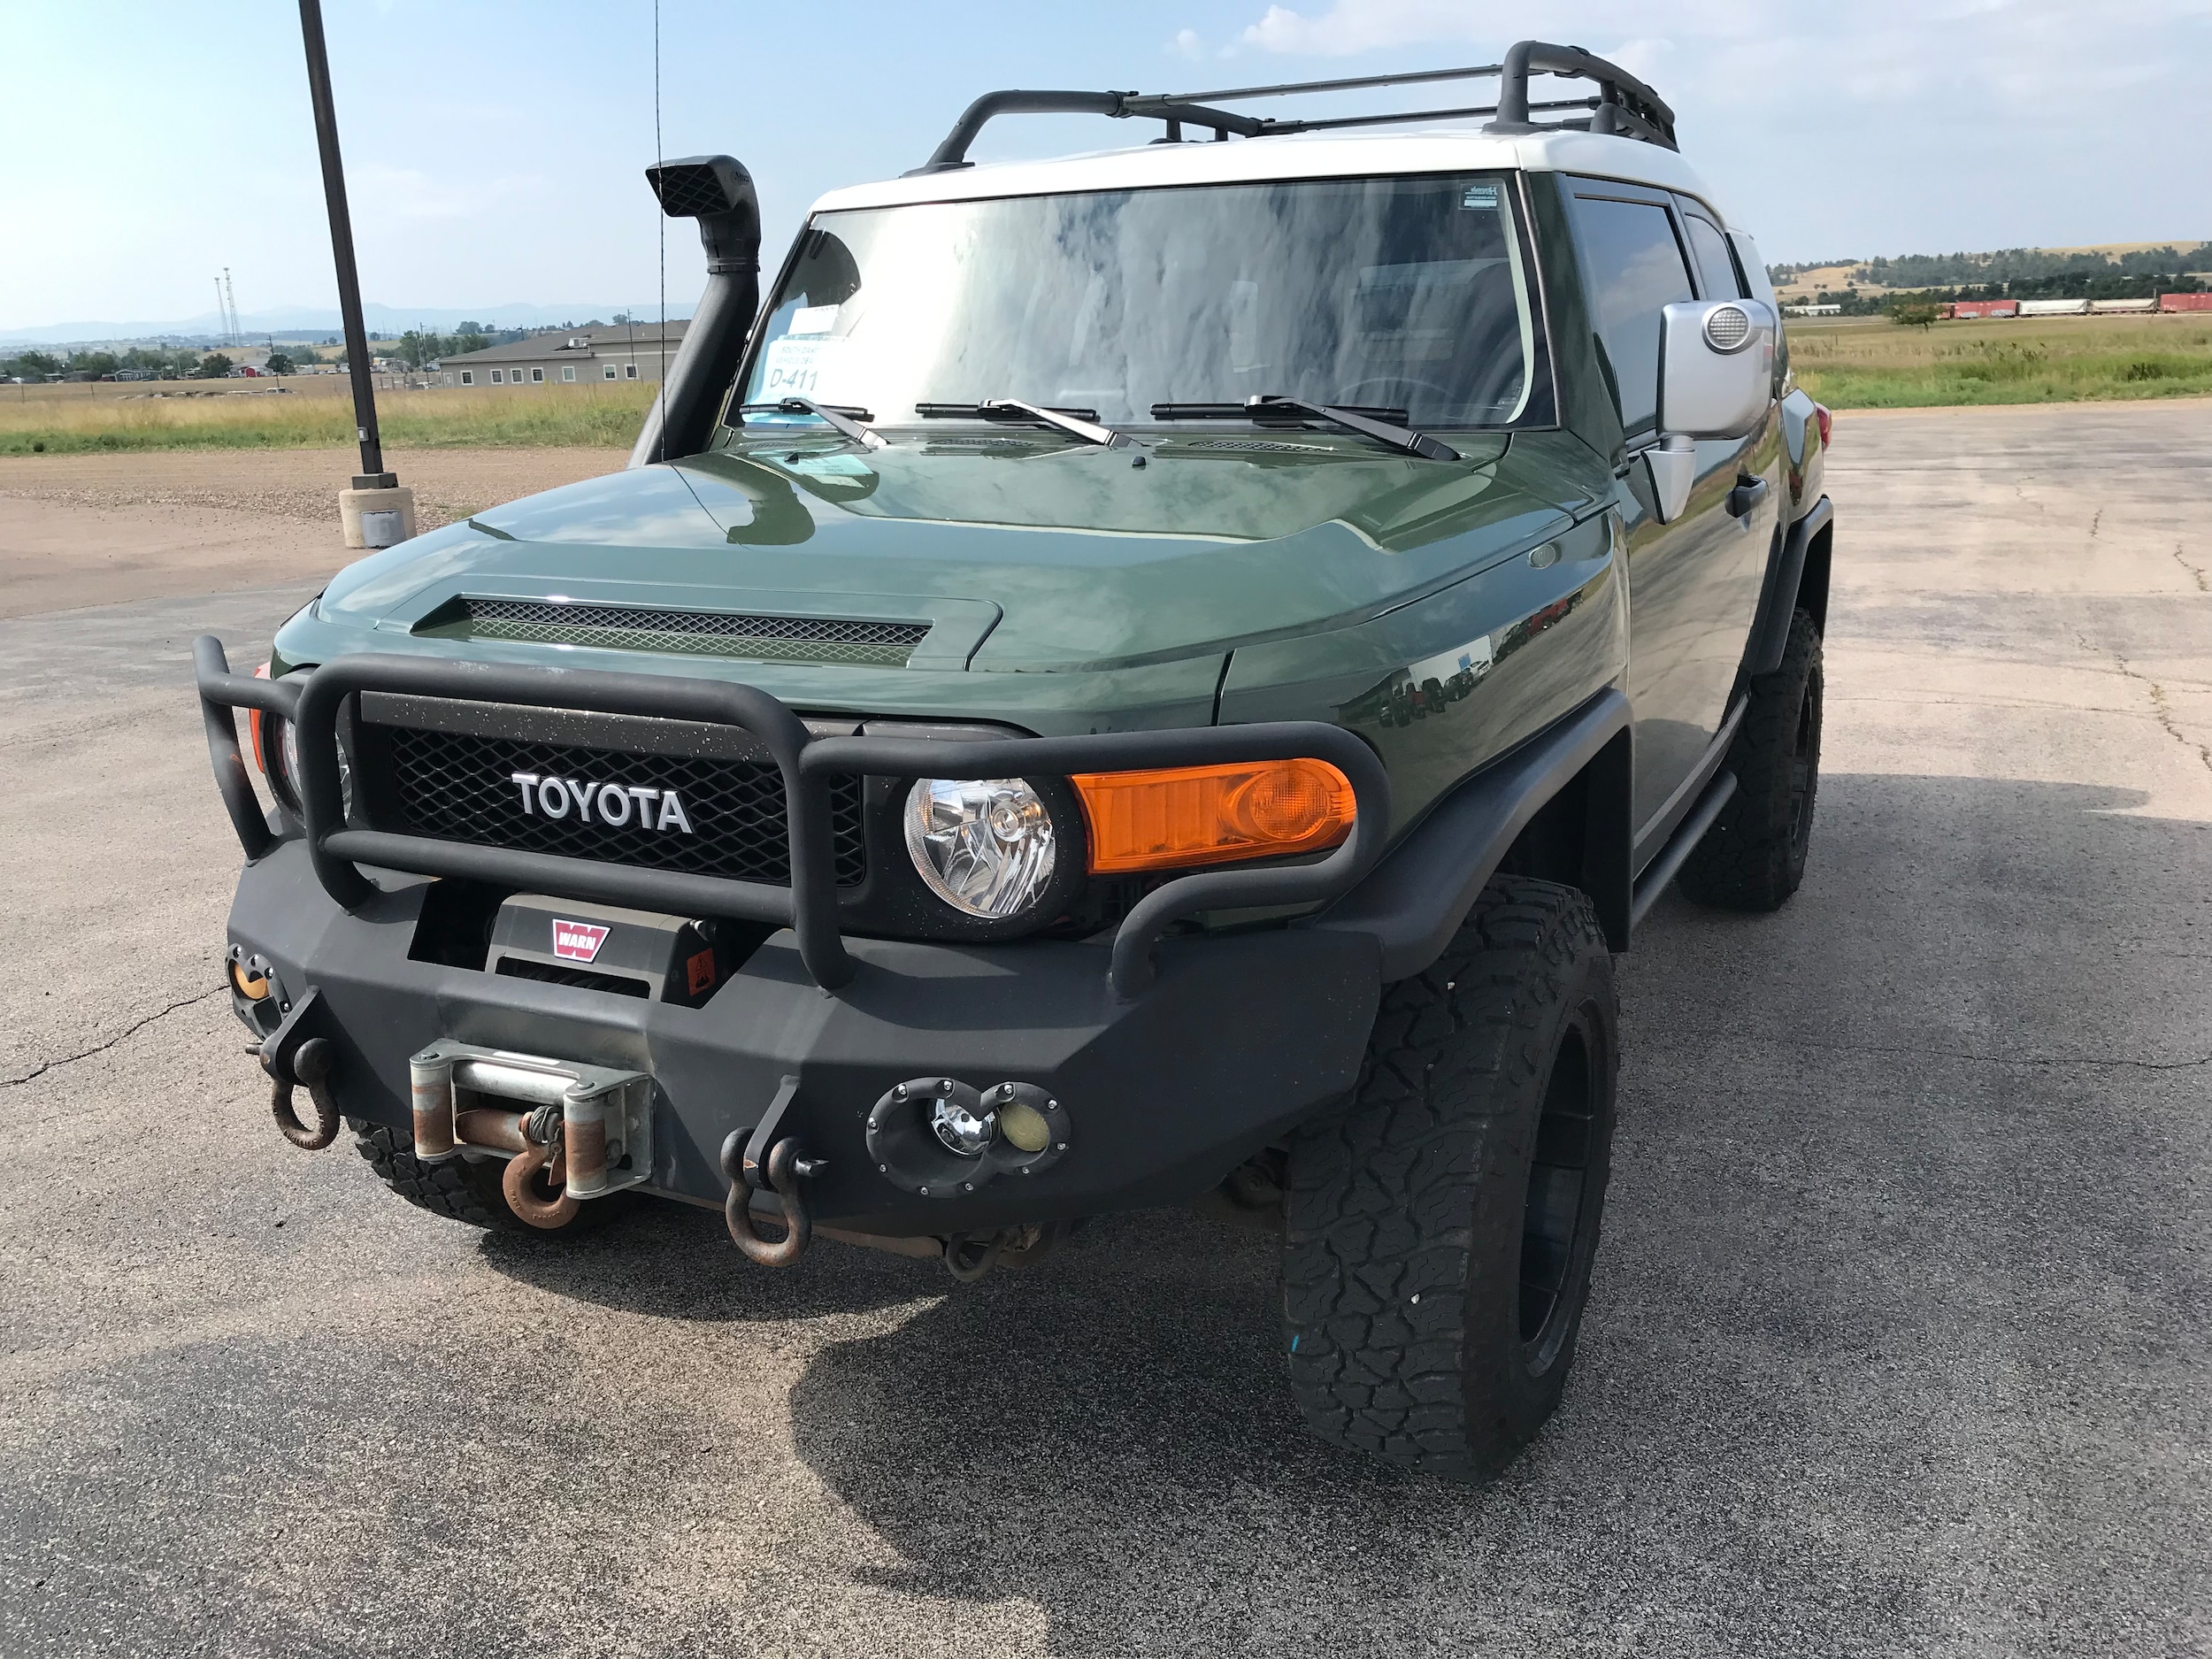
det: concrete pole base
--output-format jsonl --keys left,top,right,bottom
{"left": 339, "top": 485, "right": 418, "bottom": 549}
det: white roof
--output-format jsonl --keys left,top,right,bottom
{"left": 812, "top": 127, "right": 1730, "bottom": 227}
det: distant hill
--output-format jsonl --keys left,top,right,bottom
{"left": 1773, "top": 241, "right": 2211, "bottom": 296}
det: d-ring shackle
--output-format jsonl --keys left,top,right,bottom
{"left": 503, "top": 1104, "right": 580, "bottom": 1230}
{"left": 266, "top": 1035, "right": 341, "bottom": 1150}
{"left": 722, "top": 1135, "right": 812, "bottom": 1267}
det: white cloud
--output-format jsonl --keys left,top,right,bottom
{"left": 1170, "top": 0, "right": 2212, "bottom": 259}
{"left": 1238, "top": 0, "right": 1489, "bottom": 56}
{"left": 1168, "top": 27, "right": 1207, "bottom": 59}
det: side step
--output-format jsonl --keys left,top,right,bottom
{"left": 1629, "top": 770, "right": 1737, "bottom": 929}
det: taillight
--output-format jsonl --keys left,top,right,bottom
{"left": 249, "top": 662, "right": 272, "bottom": 776}
{"left": 1813, "top": 403, "right": 1832, "bottom": 448}
{"left": 1071, "top": 758, "right": 1356, "bottom": 874}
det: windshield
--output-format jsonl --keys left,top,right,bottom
{"left": 733, "top": 173, "right": 1548, "bottom": 434}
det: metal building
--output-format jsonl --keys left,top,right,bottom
{"left": 435, "top": 320, "right": 688, "bottom": 388}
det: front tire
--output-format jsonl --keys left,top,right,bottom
{"left": 1679, "top": 606, "right": 1824, "bottom": 910}
{"left": 1282, "top": 876, "right": 1620, "bottom": 1482}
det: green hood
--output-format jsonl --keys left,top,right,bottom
{"left": 319, "top": 431, "right": 1597, "bottom": 672}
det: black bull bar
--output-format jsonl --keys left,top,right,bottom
{"left": 192, "top": 636, "right": 1392, "bottom": 999}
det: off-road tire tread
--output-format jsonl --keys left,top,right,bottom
{"left": 349, "top": 1118, "right": 530, "bottom": 1233}
{"left": 1283, "top": 875, "right": 1613, "bottom": 1482}
{"left": 1678, "top": 606, "right": 1823, "bottom": 911}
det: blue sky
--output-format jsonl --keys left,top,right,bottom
{"left": 5, "top": 0, "right": 2208, "bottom": 333}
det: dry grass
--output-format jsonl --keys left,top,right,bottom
{"left": 0, "top": 380, "right": 657, "bottom": 456}
{"left": 1790, "top": 313, "right": 2212, "bottom": 408}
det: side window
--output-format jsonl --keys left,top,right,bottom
{"left": 1680, "top": 209, "right": 1748, "bottom": 299}
{"left": 1729, "top": 230, "right": 1789, "bottom": 382}
{"left": 1565, "top": 189, "right": 1695, "bottom": 441}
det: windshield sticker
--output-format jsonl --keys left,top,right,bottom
{"left": 787, "top": 453, "right": 874, "bottom": 478}
{"left": 1461, "top": 184, "right": 1500, "bottom": 211}
{"left": 787, "top": 304, "right": 841, "bottom": 336}
{"left": 759, "top": 335, "right": 843, "bottom": 400}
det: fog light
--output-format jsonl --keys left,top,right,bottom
{"left": 997, "top": 1098, "right": 1050, "bottom": 1153}
{"left": 905, "top": 777, "right": 1056, "bottom": 919}
{"left": 930, "top": 1094, "right": 996, "bottom": 1156}
{"left": 230, "top": 959, "right": 272, "bottom": 1001}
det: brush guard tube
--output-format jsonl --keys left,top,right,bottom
{"left": 191, "top": 640, "right": 1392, "bottom": 1002}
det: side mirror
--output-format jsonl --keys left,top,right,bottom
{"left": 1643, "top": 300, "right": 1778, "bottom": 523}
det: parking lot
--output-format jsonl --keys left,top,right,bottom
{"left": 1, "top": 403, "right": 2206, "bottom": 1657}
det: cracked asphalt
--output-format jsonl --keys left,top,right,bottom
{"left": 2, "top": 407, "right": 2207, "bottom": 1657}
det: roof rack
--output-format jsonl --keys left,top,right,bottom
{"left": 908, "top": 40, "right": 1677, "bottom": 176}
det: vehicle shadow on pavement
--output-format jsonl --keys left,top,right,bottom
{"left": 454, "top": 776, "right": 2208, "bottom": 1656}
{"left": 477, "top": 1197, "right": 948, "bottom": 1324}
{"left": 765, "top": 775, "right": 2212, "bottom": 1655}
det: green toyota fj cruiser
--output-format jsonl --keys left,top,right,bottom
{"left": 196, "top": 42, "right": 1834, "bottom": 1481}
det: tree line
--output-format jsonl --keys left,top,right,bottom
{"left": 1771, "top": 242, "right": 2212, "bottom": 290}
{"left": 0, "top": 344, "right": 315, "bottom": 380}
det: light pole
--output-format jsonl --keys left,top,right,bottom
{"left": 297, "top": 0, "right": 415, "bottom": 547}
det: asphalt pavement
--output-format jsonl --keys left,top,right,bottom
{"left": 0, "top": 405, "right": 2206, "bottom": 1657}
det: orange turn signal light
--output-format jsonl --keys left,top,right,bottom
{"left": 248, "top": 661, "right": 273, "bottom": 778}
{"left": 230, "top": 960, "right": 272, "bottom": 1001}
{"left": 1071, "top": 758, "right": 1356, "bottom": 874}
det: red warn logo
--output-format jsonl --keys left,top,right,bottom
{"left": 551, "top": 919, "right": 611, "bottom": 963}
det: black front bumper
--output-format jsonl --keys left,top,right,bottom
{"left": 227, "top": 838, "right": 1379, "bottom": 1234}
{"left": 196, "top": 638, "right": 1393, "bottom": 1236}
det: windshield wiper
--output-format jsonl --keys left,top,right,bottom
{"left": 738, "top": 396, "right": 886, "bottom": 449}
{"left": 1150, "top": 395, "right": 1459, "bottom": 462}
{"left": 917, "top": 398, "right": 1125, "bottom": 448}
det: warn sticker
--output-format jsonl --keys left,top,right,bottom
{"left": 551, "top": 919, "right": 611, "bottom": 963}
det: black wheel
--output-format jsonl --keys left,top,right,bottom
{"left": 349, "top": 1119, "right": 614, "bottom": 1235}
{"left": 1282, "top": 876, "right": 1619, "bottom": 1482}
{"left": 1679, "top": 607, "right": 1823, "bottom": 910}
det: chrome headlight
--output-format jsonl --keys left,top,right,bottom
{"left": 271, "top": 709, "right": 352, "bottom": 821}
{"left": 903, "top": 777, "right": 1057, "bottom": 919}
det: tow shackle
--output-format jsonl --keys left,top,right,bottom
{"left": 503, "top": 1102, "right": 581, "bottom": 1231}
{"left": 718, "top": 1075, "right": 824, "bottom": 1267}
{"left": 264, "top": 1034, "right": 341, "bottom": 1150}
{"left": 721, "top": 1134, "right": 818, "bottom": 1267}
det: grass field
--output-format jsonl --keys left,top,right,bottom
{"left": 1790, "top": 314, "right": 2212, "bottom": 409}
{"left": 0, "top": 380, "right": 656, "bottom": 457}
{"left": 5, "top": 314, "right": 2209, "bottom": 452}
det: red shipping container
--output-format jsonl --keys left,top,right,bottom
{"left": 2159, "top": 292, "right": 2212, "bottom": 311}
{"left": 1953, "top": 300, "right": 2019, "bottom": 319}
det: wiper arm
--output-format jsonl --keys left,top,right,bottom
{"left": 917, "top": 398, "right": 1125, "bottom": 448}
{"left": 1149, "top": 395, "right": 1459, "bottom": 462}
{"left": 738, "top": 396, "right": 886, "bottom": 449}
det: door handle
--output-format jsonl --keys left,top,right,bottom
{"left": 1726, "top": 475, "right": 1770, "bottom": 519}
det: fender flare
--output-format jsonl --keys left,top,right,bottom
{"left": 1310, "top": 688, "right": 1633, "bottom": 978}
{"left": 1745, "top": 495, "right": 1833, "bottom": 677}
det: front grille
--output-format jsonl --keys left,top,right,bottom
{"left": 419, "top": 597, "right": 930, "bottom": 666}
{"left": 383, "top": 726, "right": 867, "bottom": 886}
{"left": 495, "top": 958, "right": 649, "bottom": 997}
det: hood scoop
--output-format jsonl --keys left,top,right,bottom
{"left": 413, "top": 595, "right": 932, "bottom": 667}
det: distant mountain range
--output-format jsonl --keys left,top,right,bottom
{"left": 0, "top": 301, "right": 699, "bottom": 349}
